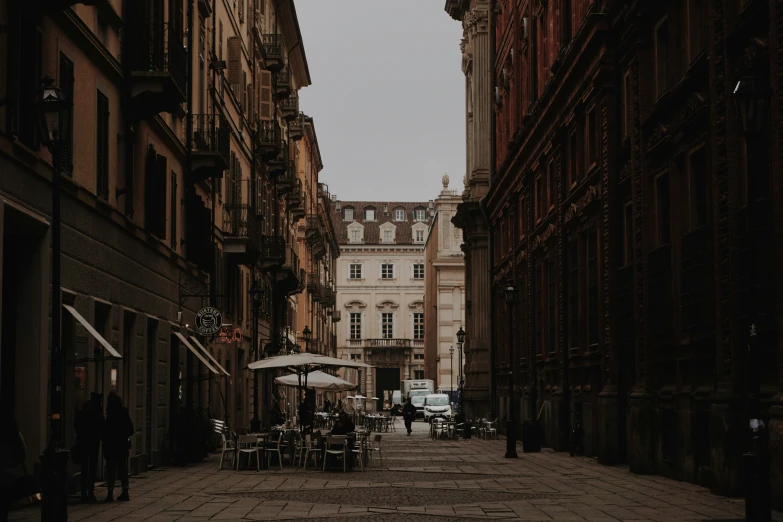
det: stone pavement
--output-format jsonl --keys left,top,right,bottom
{"left": 10, "top": 420, "right": 783, "bottom": 521}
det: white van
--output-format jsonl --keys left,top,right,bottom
{"left": 423, "top": 393, "right": 452, "bottom": 423}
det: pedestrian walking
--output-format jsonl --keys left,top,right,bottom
{"left": 102, "top": 392, "right": 133, "bottom": 502}
{"left": 402, "top": 398, "right": 416, "bottom": 436}
{"left": 74, "top": 392, "right": 104, "bottom": 502}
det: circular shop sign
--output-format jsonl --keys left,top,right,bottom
{"left": 195, "top": 307, "right": 223, "bottom": 336}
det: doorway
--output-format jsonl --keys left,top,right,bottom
{"left": 375, "top": 368, "right": 400, "bottom": 412}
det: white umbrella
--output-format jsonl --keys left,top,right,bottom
{"left": 246, "top": 353, "right": 371, "bottom": 391}
{"left": 275, "top": 371, "right": 356, "bottom": 392}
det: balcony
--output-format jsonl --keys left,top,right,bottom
{"left": 288, "top": 116, "right": 304, "bottom": 141}
{"left": 305, "top": 215, "right": 327, "bottom": 259}
{"left": 277, "top": 160, "right": 296, "bottom": 196}
{"left": 307, "top": 273, "right": 322, "bottom": 301}
{"left": 188, "top": 114, "right": 230, "bottom": 183}
{"left": 331, "top": 310, "right": 342, "bottom": 323}
{"left": 125, "top": 22, "right": 186, "bottom": 117}
{"left": 256, "top": 120, "right": 282, "bottom": 160}
{"left": 321, "top": 287, "right": 335, "bottom": 308}
{"left": 267, "top": 147, "right": 289, "bottom": 177}
{"left": 273, "top": 65, "right": 292, "bottom": 98}
{"left": 355, "top": 339, "right": 422, "bottom": 348}
{"left": 280, "top": 92, "right": 299, "bottom": 122}
{"left": 261, "top": 34, "right": 284, "bottom": 72}
{"left": 277, "top": 246, "right": 303, "bottom": 295}
{"left": 223, "top": 204, "right": 262, "bottom": 266}
{"left": 289, "top": 183, "right": 306, "bottom": 221}
{"left": 258, "top": 235, "right": 286, "bottom": 269}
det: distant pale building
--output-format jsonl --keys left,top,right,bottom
{"left": 423, "top": 176, "right": 465, "bottom": 396}
{"left": 333, "top": 200, "right": 431, "bottom": 409}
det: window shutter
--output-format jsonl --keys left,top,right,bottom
{"left": 170, "top": 171, "right": 177, "bottom": 249}
{"left": 227, "top": 36, "right": 242, "bottom": 88}
{"left": 96, "top": 91, "right": 110, "bottom": 199}
{"left": 258, "top": 70, "right": 272, "bottom": 120}
{"left": 59, "top": 54, "right": 75, "bottom": 172}
{"left": 242, "top": 70, "right": 247, "bottom": 111}
{"left": 256, "top": 176, "right": 263, "bottom": 215}
{"left": 247, "top": 83, "right": 254, "bottom": 122}
{"left": 155, "top": 154, "right": 168, "bottom": 239}
{"left": 239, "top": 0, "right": 244, "bottom": 23}
{"left": 144, "top": 146, "right": 157, "bottom": 233}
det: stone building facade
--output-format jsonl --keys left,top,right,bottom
{"left": 484, "top": 0, "right": 783, "bottom": 505}
{"left": 423, "top": 176, "right": 466, "bottom": 396}
{"left": 333, "top": 201, "right": 431, "bottom": 409}
{"left": 445, "top": 0, "right": 494, "bottom": 419}
{"left": 0, "top": 0, "right": 325, "bottom": 479}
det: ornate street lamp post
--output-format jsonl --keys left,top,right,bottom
{"left": 449, "top": 346, "right": 455, "bottom": 401}
{"left": 302, "top": 325, "right": 311, "bottom": 353}
{"left": 249, "top": 281, "right": 264, "bottom": 433}
{"left": 456, "top": 326, "right": 465, "bottom": 413}
{"left": 733, "top": 73, "right": 771, "bottom": 522}
{"left": 34, "top": 76, "right": 72, "bottom": 522}
{"left": 504, "top": 285, "right": 518, "bottom": 458}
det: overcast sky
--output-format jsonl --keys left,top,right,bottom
{"left": 295, "top": 0, "right": 465, "bottom": 202}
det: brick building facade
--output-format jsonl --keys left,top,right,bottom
{"left": 486, "top": 0, "right": 783, "bottom": 504}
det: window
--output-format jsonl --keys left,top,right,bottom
{"left": 414, "top": 369, "right": 424, "bottom": 379}
{"left": 688, "top": 0, "right": 706, "bottom": 62}
{"left": 350, "top": 313, "right": 362, "bottom": 340}
{"left": 413, "top": 313, "right": 424, "bottom": 340}
{"left": 587, "top": 108, "right": 597, "bottom": 167}
{"left": 395, "top": 209, "right": 405, "bottom": 221}
{"left": 413, "top": 263, "right": 424, "bottom": 280}
{"left": 655, "top": 18, "right": 670, "bottom": 98}
{"left": 547, "top": 257, "right": 556, "bottom": 354}
{"left": 58, "top": 53, "right": 75, "bottom": 172}
{"left": 535, "top": 264, "right": 543, "bottom": 356}
{"left": 351, "top": 229, "right": 361, "bottom": 243}
{"left": 623, "top": 202, "right": 634, "bottom": 266}
{"left": 350, "top": 353, "right": 362, "bottom": 360}
{"left": 349, "top": 264, "right": 362, "bottom": 279}
{"left": 688, "top": 147, "right": 707, "bottom": 230}
{"left": 587, "top": 226, "right": 599, "bottom": 346}
{"left": 416, "top": 229, "right": 425, "bottom": 242}
{"left": 413, "top": 353, "right": 424, "bottom": 360}
{"left": 365, "top": 208, "right": 375, "bottom": 221}
{"left": 170, "top": 171, "right": 177, "bottom": 249}
{"left": 414, "top": 208, "right": 426, "bottom": 221}
{"left": 382, "top": 313, "right": 394, "bottom": 339}
{"left": 654, "top": 171, "right": 671, "bottom": 246}
{"left": 568, "top": 131, "right": 578, "bottom": 186}
{"left": 568, "top": 239, "right": 580, "bottom": 349}
{"left": 344, "top": 207, "right": 354, "bottom": 221}
{"left": 622, "top": 71, "right": 632, "bottom": 139}
{"left": 535, "top": 175, "right": 543, "bottom": 220}
{"left": 548, "top": 159, "right": 556, "bottom": 208}
{"left": 383, "top": 229, "right": 392, "bottom": 243}
{"left": 96, "top": 90, "right": 109, "bottom": 200}
{"left": 381, "top": 263, "right": 394, "bottom": 279}
{"left": 518, "top": 196, "right": 526, "bottom": 238}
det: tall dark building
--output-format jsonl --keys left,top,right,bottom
{"left": 486, "top": 0, "right": 782, "bottom": 505}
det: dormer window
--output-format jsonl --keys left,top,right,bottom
{"left": 344, "top": 207, "right": 354, "bottom": 221}
{"left": 395, "top": 209, "right": 406, "bottom": 222}
{"left": 416, "top": 229, "right": 425, "bottom": 242}
{"left": 414, "top": 208, "right": 426, "bottom": 222}
{"left": 365, "top": 208, "right": 376, "bottom": 221}
{"left": 383, "top": 230, "right": 392, "bottom": 243}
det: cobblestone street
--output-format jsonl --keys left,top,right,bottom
{"left": 9, "top": 421, "right": 783, "bottom": 521}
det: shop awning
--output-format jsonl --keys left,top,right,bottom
{"left": 189, "top": 336, "right": 230, "bottom": 377}
{"left": 64, "top": 304, "right": 122, "bottom": 359}
{"left": 173, "top": 332, "right": 218, "bottom": 374}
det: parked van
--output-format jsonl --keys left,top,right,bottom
{"left": 423, "top": 393, "right": 452, "bottom": 423}
{"left": 391, "top": 390, "right": 402, "bottom": 407}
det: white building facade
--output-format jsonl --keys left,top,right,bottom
{"left": 333, "top": 201, "right": 431, "bottom": 409}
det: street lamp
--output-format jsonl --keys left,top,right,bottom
{"left": 449, "top": 346, "right": 455, "bottom": 401}
{"left": 504, "top": 285, "right": 518, "bottom": 458}
{"left": 34, "top": 76, "right": 72, "bottom": 522}
{"left": 302, "top": 325, "right": 311, "bottom": 353}
{"left": 456, "top": 326, "right": 465, "bottom": 413}
{"left": 733, "top": 72, "right": 771, "bottom": 522}
{"left": 249, "top": 281, "right": 264, "bottom": 433}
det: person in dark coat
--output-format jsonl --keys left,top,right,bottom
{"left": 402, "top": 398, "right": 416, "bottom": 436}
{"left": 330, "top": 411, "right": 355, "bottom": 435}
{"left": 298, "top": 399, "right": 312, "bottom": 434}
{"left": 102, "top": 392, "right": 133, "bottom": 502}
{"left": 74, "top": 392, "right": 104, "bottom": 502}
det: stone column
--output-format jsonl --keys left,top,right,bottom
{"left": 464, "top": 5, "right": 490, "bottom": 195}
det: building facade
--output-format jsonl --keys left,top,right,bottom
{"left": 334, "top": 201, "right": 431, "bottom": 409}
{"left": 485, "top": 0, "right": 783, "bottom": 505}
{"left": 423, "top": 176, "right": 466, "bottom": 397}
{"left": 445, "top": 0, "right": 494, "bottom": 419}
{"left": 0, "top": 0, "right": 325, "bottom": 479}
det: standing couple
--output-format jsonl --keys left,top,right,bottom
{"left": 74, "top": 391, "right": 134, "bottom": 502}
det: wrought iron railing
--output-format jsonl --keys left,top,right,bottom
{"left": 256, "top": 119, "right": 281, "bottom": 148}
{"left": 261, "top": 34, "right": 283, "bottom": 61}
{"left": 190, "top": 114, "right": 230, "bottom": 160}
{"left": 223, "top": 204, "right": 262, "bottom": 248}
{"left": 259, "top": 235, "right": 286, "bottom": 263}
{"left": 273, "top": 64, "right": 291, "bottom": 92}
{"left": 125, "top": 22, "right": 187, "bottom": 94}
{"left": 280, "top": 92, "right": 299, "bottom": 119}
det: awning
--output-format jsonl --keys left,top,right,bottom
{"left": 64, "top": 304, "right": 122, "bottom": 359}
{"left": 173, "top": 332, "right": 218, "bottom": 374}
{"left": 189, "top": 336, "right": 230, "bottom": 377}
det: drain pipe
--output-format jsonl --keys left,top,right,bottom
{"left": 479, "top": 0, "right": 497, "bottom": 421}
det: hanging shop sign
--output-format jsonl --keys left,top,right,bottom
{"left": 216, "top": 327, "right": 244, "bottom": 343}
{"left": 194, "top": 307, "right": 222, "bottom": 336}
